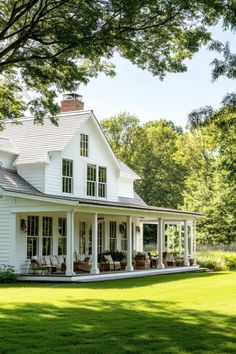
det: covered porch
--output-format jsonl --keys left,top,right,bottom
{"left": 12, "top": 198, "right": 200, "bottom": 280}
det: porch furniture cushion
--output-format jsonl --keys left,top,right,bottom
{"left": 50, "top": 255, "right": 60, "bottom": 266}
{"left": 56, "top": 255, "right": 65, "bottom": 266}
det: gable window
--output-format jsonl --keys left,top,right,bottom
{"left": 98, "top": 167, "right": 107, "bottom": 198}
{"left": 87, "top": 165, "right": 107, "bottom": 198}
{"left": 58, "top": 218, "right": 67, "bottom": 255}
{"left": 42, "top": 217, "right": 53, "bottom": 256}
{"left": 62, "top": 159, "right": 73, "bottom": 193}
{"left": 80, "top": 133, "right": 88, "bottom": 157}
{"left": 27, "top": 216, "right": 39, "bottom": 259}
{"left": 87, "top": 164, "right": 96, "bottom": 196}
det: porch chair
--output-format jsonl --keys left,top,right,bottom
{"left": 134, "top": 252, "right": 150, "bottom": 269}
{"left": 76, "top": 256, "right": 92, "bottom": 273}
{"left": 103, "top": 255, "right": 121, "bottom": 271}
{"left": 163, "top": 252, "right": 176, "bottom": 267}
{"left": 29, "top": 256, "right": 48, "bottom": 275}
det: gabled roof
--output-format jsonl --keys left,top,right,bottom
{"left": 0, "top": 110, "right": 141, "bottom": 180}
{"left": 0, "top": 168, "right": 201, "bottom": 216}
{"left": 0, "top": 111, "right": 90, "bottom": 165}
{"left": 0, "top": 168, "right": 42, "bottom": 196}
{"left": 118, "top": 160, "right": 141, "bottom": 180}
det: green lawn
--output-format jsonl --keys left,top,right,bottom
{"left": 0, "top": 272, "right": 236, "bottom": 354}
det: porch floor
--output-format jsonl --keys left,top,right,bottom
{"left": 18, "top": 265, "right": 207, "bottom": 283}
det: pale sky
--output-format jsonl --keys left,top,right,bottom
{"left": 79, "top": 26, "right": 235, "bottom": 128}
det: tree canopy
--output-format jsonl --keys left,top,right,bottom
{"left": 0, "top": 0, "right": 234, "bottom": 127}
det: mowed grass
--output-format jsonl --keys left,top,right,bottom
{"left": 0, "top": 272, "right": 236, "bottom": 354}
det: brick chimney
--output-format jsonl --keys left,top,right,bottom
{"left": 60, "top": 93, "right": 84, "bottom": 112}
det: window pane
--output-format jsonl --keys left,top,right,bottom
{"left": 42, "top": 238, "right": 52, "bottom": 256}
{"left": 27, "top": 216, "right": 39, "bottom": 236}
{"left": 27, "top": 237, "right": 38, "bottom": 259}
{"left": 99, "top": 167, "right": 106, "bottom": 183}
{"left": 43, "top": 217, "right": 53, "bottom": 236}
{"left": 58, "top": 218, "right": 67, "bottom": 236}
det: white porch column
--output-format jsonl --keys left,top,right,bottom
{"left": 66, "top": 210, "right": 75, "bottom": 276}
{"left": 125, "top": 215, "right": 134, "bottom": 272}
{"left": 166, "top": 223, "right": 170, "bottom": 252}
{"left": 90, "top": 213, "right": 100, "bottom": 274}
{"left": 193, "top": 221, "right": 197, "bottom": 266}
{"left": 157, "top": 218, "right": 164, "bottom": 269}
{"left": 190, "top": 222, "right": 194, "bottom": 257}
{"left": 139, "top": 221, "right": 144, "bottom": 252}
{"left": 184, "top": 220, "right": 190, "bottom": 266}
{"left": 10, "top": 212, "right": 18, "bottom": 271}
{"left": 178, "top": 223, "right": 182, "bottom": 257}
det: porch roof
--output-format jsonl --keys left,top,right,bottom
{"left": 0, "top": 168, "right": 201, "bottom": 217}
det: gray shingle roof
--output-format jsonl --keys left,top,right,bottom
{"left": 0, "top": 168, "right": 201, "bottom": 216}
{"left": 0, "top": 168, "right": 43, "bottom": 196}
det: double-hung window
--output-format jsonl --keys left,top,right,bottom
{"left": 27, "top": 216, "right": 39, "bottom": 259}
{"left": 87, "top": 164, "right": 96, "bottom": 196}
{"left": 80, "top": 133, "right": 88, "bottom": 157}
{"left": 62, "top": 159, "right": 73, "bottom": 193}
{"left": 42, "top": 216, "right": 53, "bottom": 256}
{"left": 87, "top": 165, "right": 107, "bottom": 198}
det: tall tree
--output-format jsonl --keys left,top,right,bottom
{"left": 0, "top": 0, "right": 229, "bottom": 127}
{"left": 101, "top": 114, "right": 185, "bottom": 208}
{"left": 137, "top": 120, "right": 185, "bottom": 208}
{"left": 181, "top": 104, "right": 236, "bottom": 245}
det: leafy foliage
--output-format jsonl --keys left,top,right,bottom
{"left": 0, "top": 0, "right": 231, "bottom": 127}
{"left": 0, "top": 264, "right": 18, "bottom": 283}
{"left": 197, "top": 251, "right": 236, "bottom": 271}
{"left": 101, "top": 113, "right": 185, "bottom": 208}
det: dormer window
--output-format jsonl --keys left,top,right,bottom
{"left": 62, "top": 159, "right": 73, "bottom": 193}
{"left": 80, "top": 133, "right": 88, "bottom": 157}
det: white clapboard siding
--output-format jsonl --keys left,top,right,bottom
{"left": 0, "top": 151, "right": 16, "bottom": 168}
{"left": 17, "top": 164, "right": 45, "bottom": 192}
{"left": 0, "top": 196, "right": 14, "bottom": 266}
{"left": 118, "top": 177, "right": 134, "bottom": 198}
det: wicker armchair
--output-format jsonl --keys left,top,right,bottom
{"left": 163, "top": 252, "right": 176, "bottom": 267}
{"left": 75, "top": 256, "right": 92, "bottom": 273}
{"left": 103, "top": 255, "right": 121, "bottom": 271}
{"left": 134, "top": 252, "right": 150, "bottom": 269}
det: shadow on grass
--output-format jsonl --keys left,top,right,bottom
{"left": 0, "top": 297, "right": 235, "bottom": 354}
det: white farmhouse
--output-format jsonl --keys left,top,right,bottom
{"left": 0, "top": 94, "right": 200, "bottom": 280}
